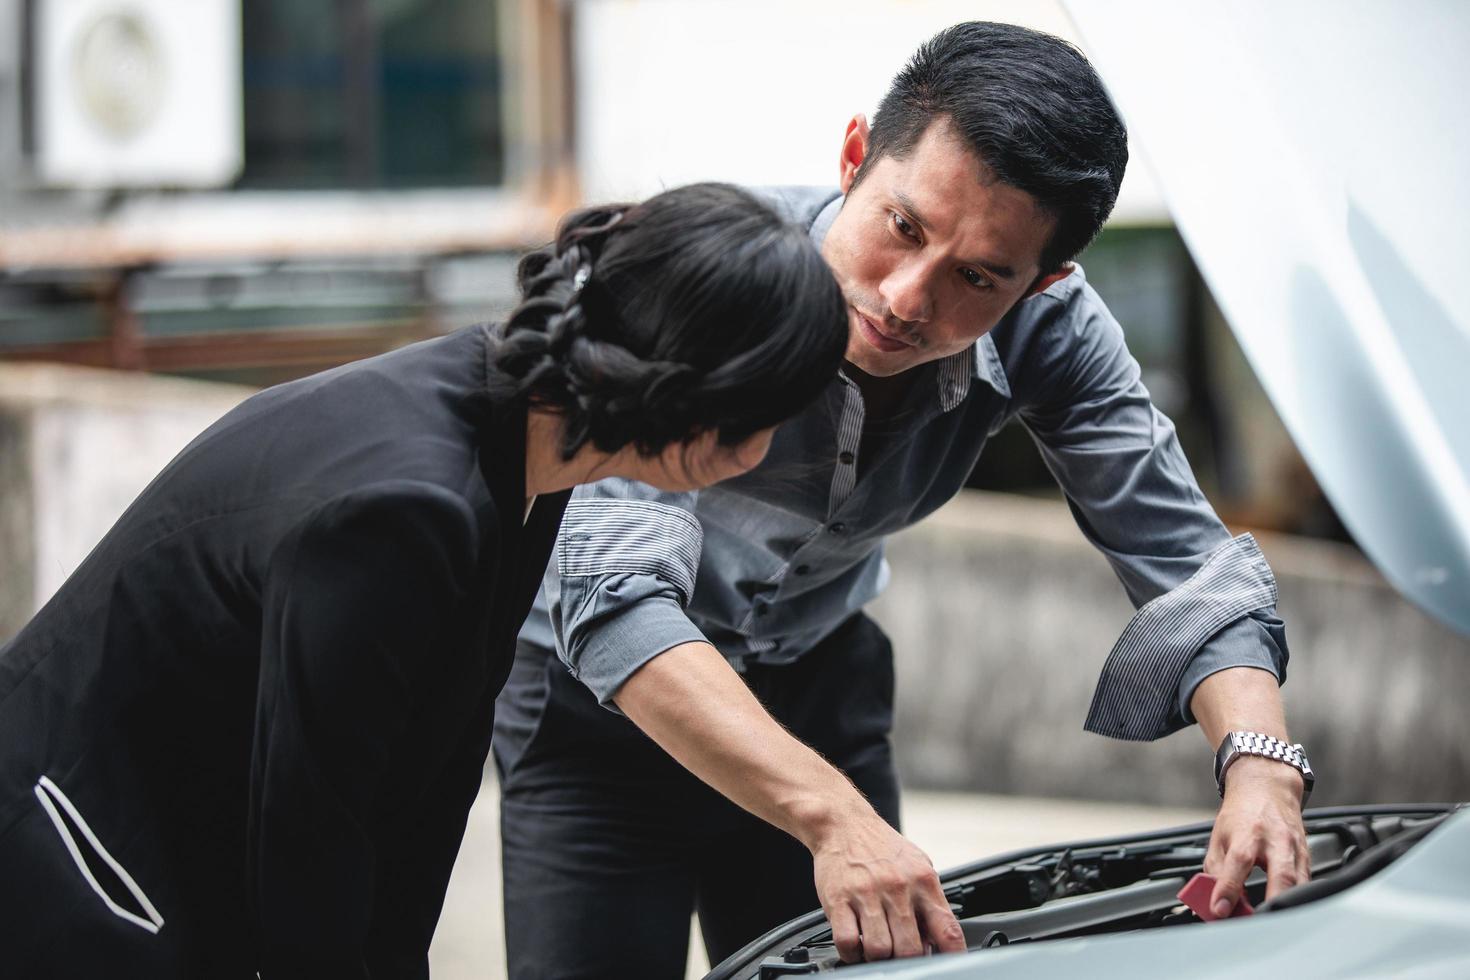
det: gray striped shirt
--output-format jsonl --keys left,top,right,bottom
{"left": 520, "top": 186, "right": 1287, "bottom": 742}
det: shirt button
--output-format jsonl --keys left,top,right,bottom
{"left": 838, "top": 451, "right": 855, "bottom": 465}
{"left": 828, "top": 522, "right": 847, "bottom": 536}
{"left": 794, "top": 564, "right": 811, "bottom": 576}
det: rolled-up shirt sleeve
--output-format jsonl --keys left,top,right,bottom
{"left": 1019, "top": 284, "right": 1289, "bottom": 741}
{"left": 550, "top": 479, "right": 710, "bottom": 706}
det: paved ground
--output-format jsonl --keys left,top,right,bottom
{"left": 428, "top": 776, "right": 1211, "bottom": 979}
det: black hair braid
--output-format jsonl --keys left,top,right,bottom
{"left": 487, "top": 204, "right": 707, "bottom": 458}
{"left": 560, "top": 330, "right": 703, "bottom": 456}
{"left": 485, "top": 182, "right": 849, "bottom": 465}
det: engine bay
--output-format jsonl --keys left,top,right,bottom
{"left": 706, "top": 804, "right": 1460, "bottom": 979}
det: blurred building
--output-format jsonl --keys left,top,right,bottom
{"left": 0, "top": 0, "right": 1329, "bottom": 533}
{"left": 0, "top": 0, "right": 574, "bottom": 386}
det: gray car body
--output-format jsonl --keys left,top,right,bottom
{"left": 835, "top": 807, "right": 1470, "bottom": 978}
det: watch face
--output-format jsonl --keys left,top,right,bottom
{"left": 1293, "top": 744, "right": 1316, "bottom": 782}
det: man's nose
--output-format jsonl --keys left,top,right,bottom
{"left": 879, "top": 258, "right": 933, "bottom": 325}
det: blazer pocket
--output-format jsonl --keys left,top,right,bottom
{"left": 33, "top": 775, "right": 165, "bottom": 935}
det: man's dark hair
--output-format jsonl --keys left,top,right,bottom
{"left": 851, "top": 21, "right": 1129, "bottom": 274}
{"left": 487, "top": 183, "right": 848, "bottom": 460}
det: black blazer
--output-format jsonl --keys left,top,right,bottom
{"left": 0, "top": 325, "right": 570, "bottom": 978}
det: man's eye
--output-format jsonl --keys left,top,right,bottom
{"left": 891, "top": 212, "right": 919, "bottom": 240}
{"left": 961, "top": 268, "right": 993, "bottom": 290}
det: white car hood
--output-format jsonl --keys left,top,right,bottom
{"left": 1065, "top": 0, "right": 1470, "bottom": 635}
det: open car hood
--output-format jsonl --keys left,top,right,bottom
{"left": 1064, "top": 0, "right": 1470, "bottom": 636}
{"left": 706, "top": 804, "right": 1469, "bottom": 978}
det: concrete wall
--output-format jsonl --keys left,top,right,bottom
{"left": 0, "top": 363, "right": 253, "bottom": 640}
{"left": 872, "top": 490, "right": 1470, "bottom": 808}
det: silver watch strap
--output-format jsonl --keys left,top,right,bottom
{"left": 1215, "top": 730, "right": 1315, "bottom": 806}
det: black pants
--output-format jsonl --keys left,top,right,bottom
{"left": 492, "top": 614, "right": 900, "bottom": 980}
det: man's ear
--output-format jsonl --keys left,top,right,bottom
{"left": 1024, "top": 264, "right": 1074, "bottom": 298}
{"left": 838, "top": 114, "right": 871, "bottom": 195}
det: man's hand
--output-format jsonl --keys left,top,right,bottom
{"left": 1203, "top": 756, "right": 1310, "bottom": 915}
{"left": 807, "top": 806, "right": 966, "bottom": 962}
{"left": 615, "top": 641, "right": 964, "bottom": 962}
{"left": 1189, "top": 666, "right": 1310, "bottom": 918}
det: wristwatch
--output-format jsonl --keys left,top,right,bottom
{"left": 1214, "top": 731, "right": 1315, "bottom": 808}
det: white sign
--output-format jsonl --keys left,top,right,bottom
{"left": 36, "top": 0, "right": 242, "bottom": 188}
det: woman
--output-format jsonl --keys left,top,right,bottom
{"left": 0, "top": 183, "right": 847, "bottom": 978}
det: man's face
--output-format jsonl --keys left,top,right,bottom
{"left": 821, "top": 115, "right": 1062, "bottom": 378}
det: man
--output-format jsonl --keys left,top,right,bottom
{"left": 494, "top": 22, "right": 1311, "bottom": 977}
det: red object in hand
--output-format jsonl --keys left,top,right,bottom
{"left": 1177, "top": 872, "right": 1255, "bottom": 921}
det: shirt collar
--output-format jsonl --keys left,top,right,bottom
{"left": 928, "top": 335, "right": 1010, "bottom": 411}
{"left": 809, "top": 193, "right": 1012, "bottom": 412}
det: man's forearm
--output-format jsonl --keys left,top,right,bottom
{"left": 612, "top": 639, "right": 967, "bottom": 961}
{"left": 1189, "top": 664, "right": 1288, "bottom": 745}
{"left": 1189, "top": 665, "right": 1303, "bottom": 796}
{"left": 612, "top": 640, "right": 873, "bottom": 850}
{"left": 1189, "top": 664, "right": 1311, "bottom": 914}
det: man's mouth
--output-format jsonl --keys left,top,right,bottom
{"left": 854, "top": 309, "right": 914, "bottom": 354}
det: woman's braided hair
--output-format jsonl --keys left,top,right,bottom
{"left": 486, "top": 183, "right": 848, "bottom": 461}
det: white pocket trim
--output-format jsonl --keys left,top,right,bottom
{"left": 34, "top": 775, "right": 165, "bottom": 934}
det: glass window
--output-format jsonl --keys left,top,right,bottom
{"left": 239, "top": 0, "right": 505, "bottom": 188}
